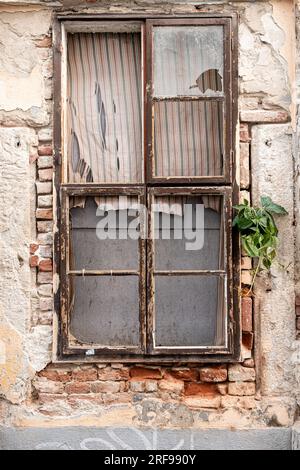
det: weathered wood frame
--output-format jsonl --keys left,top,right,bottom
{"left": 53, "top": 13, "right": 240, "bottom": 363}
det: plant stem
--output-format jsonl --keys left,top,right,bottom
{"left": 246, "top": 257, "right": 261, "bottom": 296}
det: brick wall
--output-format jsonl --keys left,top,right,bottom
{"left": 33, "top": 363, "right": 256, "bottom": 416}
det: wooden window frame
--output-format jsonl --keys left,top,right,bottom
{"left": 53, "top": 13, "right": 240, "bottom": 363}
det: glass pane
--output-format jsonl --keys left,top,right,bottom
{"left": 69, "top": 276, "right": 140, "bottom": 346}
{"left": 154, "top": 100, "right": 223, "bottom": 177}
{"left": 154, "top": 195, "right": 223, "bottom": 270}
{"left": 154, "top": 275, "right": 225, "bottom": 347}
{"left": 67, "top": 32, "right": 143, "bottom": 183}
{"left": 153, "top": 26, "right": 224, "bottom": 97}
{"left": 70, "top": 197, "right": 140, "bottom": 270}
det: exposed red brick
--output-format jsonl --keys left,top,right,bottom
{"left": 72, "top": 368, "right": 98, "bottom": 382}
{"left": 241, "top": 270, "right": 252, "bottom": 286}
{"left": 36, "top": 36, "right": 52, "bottom": 48}
{"left": 39, "top": 245, "right": 52, "bottom": 258}
{"left": 37, "top": 221, "right": 53, "bottom": 232}
{"left": 184, "top": 395, "right": 221, "bottom": 409}
{"left": 38, "top": 145, "right": 53, "bottom": 156}
{"left": 36, "top": 208, "right": 53, "bottom": 220}
{"left": 129, "top": 380, "right": 145, "bottom": 392}
{"left": 39, "top": 297, "right": 52, "bottom": 311}
{"left": 145, "top": 380, "right": 158, "bottom": 392}
{"left": 39, "top": 369, "right": 72, "bottom": 382}
{"left": 217, "top": 383, "right": 228, "bottom": 395}
{"left": 97, "top": 367, "right": 130, "bottom": 381}
{"left": 240, "top": 142, "right": 250, "bottom": 189}
{"left": 228, "top": 382, "right": 255, "bottom": 396}
{"left": 243, "top": 332, "right": 254, "bottom": 351}
{"left": 38, "top": 168, "right": 53, "bottom": 182}
{"left": 228, "top": 364, "right": 255, "bottom": 382}
{"left": 242, "top": 297, "right": 253, "bottom": 332}
{"left": 199, "top": 366, "right": 227, "bottom": 383}
{"left": 296, "top": 317, "right": 300, "bottom": 330}
{"left": 36, "top": 182, "right": 52, "bottom": 195}
{"left": 243, "top": 358, "right": 255, "bottom": 368}
{"left": 296, "top": 306, "right": 300, "bottom": 317}
{"left": 240, "top": 123, "right": 250, "bottom": 142}
{"left": 38, "top": 156, "right": 53, "bottom": 169}
{"left": 34, "top": 377, "right": 64, "bottom": 394}
{"left": 241, "top": 257, "right": 252, "bottom": 270}
{"left": 38, "top": 272, "right": 52, "bottom": 284}
{"left": 30, "top": 243, "right": 39, "bottom": 254}
{"left": 65, "top": 382, "right": 91, "bottom": 394}
{"left": 241, "top": 287, "right": 253, "bottom": 298}
{"left": 30, "top": 255, "right": 39, "bottom": 268}
{"left": 184, "top": 383, "right": 219, "bottom": 396}
{"left": 39, "top": 259, "right": 52, "bottom": 272}
{"left": 159, "top": 378, "right": 184, "bottom": 394}
{"left": 166, "top": 368, "right": 199, "bottom": 382}
{"left": 91, "top": 381, "right": 121, "bottom": 393}
{"left": 130, "top": 366, "right": 162, "bottom": 379}
{"left": 296, "top": 295, "right": 300, "bottom": 306}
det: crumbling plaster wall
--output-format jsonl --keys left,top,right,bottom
{"left": 0, "top": 0, "right": 298, "bottom": 429}
{"left": 0, "top": 4, "right": 53, "bottom": 408}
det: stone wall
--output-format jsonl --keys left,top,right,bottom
{"left": 0, "top": 0, "right": 299, "bottom": 432}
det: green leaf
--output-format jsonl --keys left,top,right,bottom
{"left": 261, "top": 196, "right": 288, "bottom": 215}
{"left": 242, "top": 236, "right": 260, "bottom": 258}
{"left": 233, "top": 196, "right": 287, "bottom": 279}
{"left": 233, "top": 204, "right": 247, "bottom": 211}
{"left": 260, "top": 196, "right": 272, "bottom": 208}
{"left": 258, "top": 217, "right": 268, "bottom": 228}
{"left": 236, "top": 217, "right": 253, "bottom": 230}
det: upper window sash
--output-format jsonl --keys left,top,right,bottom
{"left": 145, "top": 18, "right": 233, "bottom": 184}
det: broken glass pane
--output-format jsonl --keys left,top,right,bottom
{"left": 153, "top": 26, "right": 224, "bottom": 97}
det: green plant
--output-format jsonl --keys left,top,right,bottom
{"left": 233, "top": 196, "right": 288, "bottom": 294}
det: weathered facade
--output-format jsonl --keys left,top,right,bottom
{"left": 0, "top": 0, "right": 300, "bottom": 449}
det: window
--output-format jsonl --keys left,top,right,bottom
{"left": 54, "top": 16, "right": 239, "bottom": 361}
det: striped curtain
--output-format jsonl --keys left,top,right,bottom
{"left": 154, "top": 100, "right": 223, "bottom": 177}
{"left": 67, "top": 32, "right": 142, "bottom": 184}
